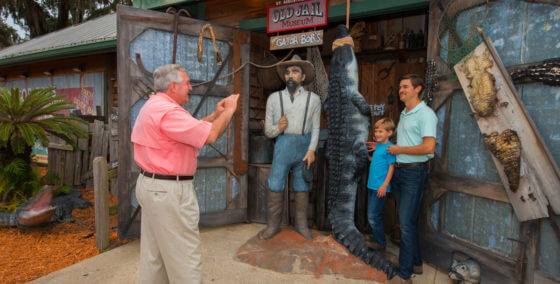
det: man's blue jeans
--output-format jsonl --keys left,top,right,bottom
{"left": 391, "top": 164, "right": 428, "bottom": 280}
{"left": 367, "top": 189, "right": 387, "bottom": 246}
{"left": 268, "top": 133, "right": 312, "bottom": 192}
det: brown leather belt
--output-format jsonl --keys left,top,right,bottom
{"left": 141, "top": 170, "right": 193, "bottom": 180}
{"left": 395, "top": 161, "right": 429, "bottom": 168}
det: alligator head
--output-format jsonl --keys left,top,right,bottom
{"left": 15, "top": 185, "right": 57, "bottom": 227}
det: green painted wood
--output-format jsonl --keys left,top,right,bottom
{"left": 239, "top": 0, "right": 428, "bottom": 31}
{"left": 133, "top": 0, "right": 197, "bottom": 10}
{"left": 0, "top": 39, "right": 116, "bottom": 69}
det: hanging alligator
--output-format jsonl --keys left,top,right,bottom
{"left": 0, "top": 185, "right": 92, "bottom": 228}
{"left": 324, "top": 25, "right": 397, "bottom": 278}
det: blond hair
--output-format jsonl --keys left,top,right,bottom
{"left": 374, "top": 118, "right": 396, "bottom": 132}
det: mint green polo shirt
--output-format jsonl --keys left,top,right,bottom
{"left": 396, "top": 101, "right": 438, "bottom": 163}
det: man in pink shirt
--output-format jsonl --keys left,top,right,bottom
{"left": 131, "top": 64, "right": 238, "bottom": 284}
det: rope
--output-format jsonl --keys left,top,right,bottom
{"left": 192, "top": 49, "right": 294, "bottom": 87}
{"left": 198, "top": 24, "right": 223, "bottom": 65}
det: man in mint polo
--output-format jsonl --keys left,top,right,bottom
{"left": 387, "top": 74, "right": 437, "bottom": 283}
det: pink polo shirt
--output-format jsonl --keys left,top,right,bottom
{"left": 131, "top": 92, "right": 212, "bottom": 175}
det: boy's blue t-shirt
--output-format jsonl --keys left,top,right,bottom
{"left": 367, "top": 142, "right": 396, "bottom": 192}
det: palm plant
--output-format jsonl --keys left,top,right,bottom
{"left": 0, "top": 87, "right": 88, "bottom": 208}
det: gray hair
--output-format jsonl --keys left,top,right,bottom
{"left": 153, "top": 64, "right": 187, "bottom": 92}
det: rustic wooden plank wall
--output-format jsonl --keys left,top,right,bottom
{"left": 117, "top": 6, "right": 251, "bottom": 237}
{"left": 47, "top": 120, "right": 109, "bottom": 188}
{"left": 423, "top": 0, "right": 560, "bottom": 283}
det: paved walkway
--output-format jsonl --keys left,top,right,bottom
{"left": 30, "top": 223, "right": 453, "bottom": 284}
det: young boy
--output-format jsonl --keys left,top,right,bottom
{"left": 365, "top": 117, "right": 396, "bottom": 251}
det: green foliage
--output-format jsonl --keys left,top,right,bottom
{"left": 0, "top": 87, "right": 88, "bottom": 211}
{"left": 0, "top": 87, "right": 88, "bottom": 158}
{"left": 41, "top": 172, "right": 60, "bottom": 186}
{"left": 0, "top": 158, "right": 41, "bottom": 212}
{"left": 0, "top": 0, "right": 133, "bottom": 39}
{"left": 54, "top": 185, "right": 72, "bottom": 196}
{"left": 0, "top": 18, "right": 21, "bottom": 48}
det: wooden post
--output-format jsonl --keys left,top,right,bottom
{"left": 93, "top": 157, "right": 110, "bottom": 252}
{"left": 346, "top": 0, "right": 350, "bottom": 29}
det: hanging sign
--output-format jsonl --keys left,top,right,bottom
{"left": 267, "top": 0, "right": 328, "bottom": 33}
{"left": 270, "top": 30, "right": 323, "bottom": 50}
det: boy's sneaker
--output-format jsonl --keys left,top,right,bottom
{"left": 413, "top": 265, "right": 423, "bottom": 275}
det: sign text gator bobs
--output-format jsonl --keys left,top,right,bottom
{"left": 267, "top": 0, "right": 328, "bottom": 33}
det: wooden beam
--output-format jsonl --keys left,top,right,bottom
{"left": 430, "top": 171, "right": 509, "bottom": 204}
{"left": 535, "top": 270, "right": 560, "bottom": 284}
{"left": 431, "top": 78, "right": 459, "bottom": 111}
{"left": 521, "top": 221, "right": 537, "bottom": 284}
{"left": 47, "top": 142, "right": 74, "bottom": 151}
{"left": 440, "top": 97, "right": 452, "bottom": 170}
{"left": 199, "top": 208, "right": 246, "bottom": 227}
{"left": 189, "top": 83, "right": 231, "bottom": 97}
{"left": 470, "top": 29, "right": 560, "bottom": 219}
{"left": 422, "top": 231, "right": 520, "bottom": 283}
{"left": 546, "top": 206, "right": 560, "bottom": 244}
{"left": 432, "top": 58, "right": 559, "bottom": 112}
{"left": 93, "top": 157, "right": 110, "bottom": 252}
{"left": 521, "top": 0, "right": 560, "bottom": 5}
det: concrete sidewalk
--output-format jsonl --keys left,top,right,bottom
{"left": 30, "top": 223, "right": 452, "bottom": 284}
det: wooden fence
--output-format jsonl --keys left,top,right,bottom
{"left": 47, "top": 111, "right": 118, "bottom": 192}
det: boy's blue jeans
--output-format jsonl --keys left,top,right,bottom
{"left": 367, "top": 189, "right": 387, "bottom": 246}
{"left": 391, "top": 164, "right": 428, "bottom": 280}
{"left": 268, "top": 133, "right": 311, "bottom": 192}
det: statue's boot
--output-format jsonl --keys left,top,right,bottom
{"left": 257, "top": 190, "right": 283, "bottom": 240}
{"left": 294, "top": 192, "right": 313, "bottom": 239}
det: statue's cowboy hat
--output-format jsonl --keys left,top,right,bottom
{"left": 276, "top": 55, "right": 316, "bottom": 85}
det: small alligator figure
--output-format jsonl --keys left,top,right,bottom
{"left": 0, "top": 185, "right": 92, "bottom": 228}
{"left": 324, "top": 25, "right": 397, "bottom": 278}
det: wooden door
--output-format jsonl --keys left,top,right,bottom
{"left": 116, "top": 5, "right": 250, "bottom": 239}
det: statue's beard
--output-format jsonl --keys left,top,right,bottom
{"left": 287, "top": 79, "right": 300, "bottom": 95}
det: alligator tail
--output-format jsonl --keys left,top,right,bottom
{"left": 328, "top": 179, "right": 398, "bottom": 278}
{"left": 0, "top": 212, "right": 18, "bottom": 227}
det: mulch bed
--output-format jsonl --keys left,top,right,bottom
{"left": 0, "top": 188, "right": 135, "bottom": 283}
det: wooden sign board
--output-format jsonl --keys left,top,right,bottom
{"left": 270, "top": 30, "right": 323, "bottom": 50}
{"left": 454, "top": 30, "right": 560, "bottom": 221}
{"left": 267, "top": 0, "right": 328, "bottom": 33}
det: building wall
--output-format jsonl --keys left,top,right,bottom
{"left": 431, "top": 0, "right": 560, "bottom": 280}
{"left": 0, "top": 53, "right": 117, "bottom": 117}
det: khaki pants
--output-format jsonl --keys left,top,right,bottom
{"left": 136, "top": 174, "right": 202, "bottom": 284}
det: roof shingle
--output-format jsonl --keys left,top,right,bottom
{"left": 0, "top": 13, "right": 116, "bottom": 60}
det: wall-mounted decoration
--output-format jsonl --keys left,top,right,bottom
{"left": 267, "top": 0, "right": 328, "bottom": 33}
{"left": 454, "top": 29, "right": 560, "bottom": 222}
{"left": 270, "top": 30, "right": 323, "bottom": 50}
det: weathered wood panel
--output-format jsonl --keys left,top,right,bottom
{"left": 538, "top": 216, "right": 560, "bottom": 279}
{"left": 447, "top": 92, "right": 501, "bottom": 182}
{"left": 443, "top": 191, "right": 520, "bottom": 258}
{"left": 430, "top": 171, "right": 509, "bottom": 204}
{"left": 93, "top": 157, "right": 110, "bottom": 251}
{"left": 454, "top": 37, "right": 560, "bottom": 221}
{"left": 117, "top": 5, "right": 250, "bottom": 238}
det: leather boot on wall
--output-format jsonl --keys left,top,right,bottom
{"left": 294, "top": 192, "right": 313, "bottom": 239}
{"left": 258, "top": 190, "right": 283, "bottom": 240}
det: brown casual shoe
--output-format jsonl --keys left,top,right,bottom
{"left": 384, "top": 252, "right": 399, "bottom": 268}
{"left": 399, "top": 278, "right": 412, "bottom": 284}
{"left": 413, "top": 264, "right": 423, "bottom": 275}
{"left": 365, "top": 238, "right": 386, "bottom": 251}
